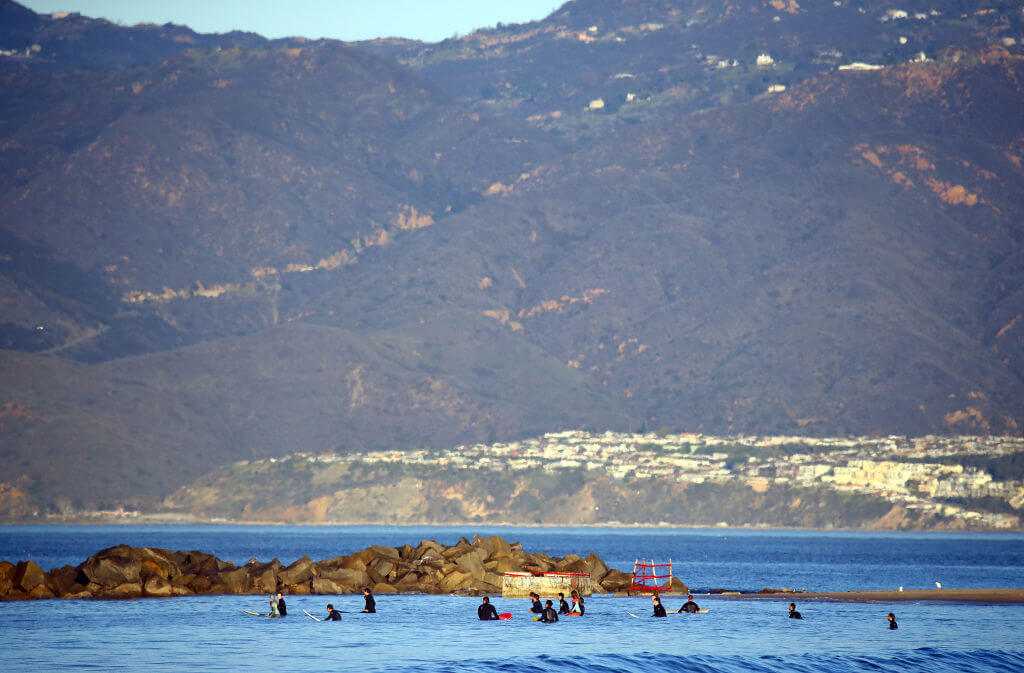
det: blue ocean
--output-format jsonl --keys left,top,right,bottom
{"left": 1, "top": 526, "right": 1022, "bottom": 672}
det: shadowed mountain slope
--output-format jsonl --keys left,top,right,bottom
{"left": 1, "top": 0, "right": 1023, "bottom": 514}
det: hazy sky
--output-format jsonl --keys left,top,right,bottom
{"left": 20, "top": 0, "right": 566, "bottom": 42}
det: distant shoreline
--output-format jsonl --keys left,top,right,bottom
{"left": 2, "top": 517, "right": 1023, "bottom": 533}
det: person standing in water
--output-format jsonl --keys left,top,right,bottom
{"left": 652, "top": 595, "right": 667, "bottom": 617}
{"left": 529, "top": 592, "right": 543, "bottom": 614}
{"left": 539, "top": 600, "right": 559, "bottom": 623}
{"left": 478, "top": 596, "right": 499, "bottom": 620}
{"left": 557, "top": 592, "right": 571, "bottom": 615}
{"left": 788, "top": 603, "right": 802, "bottom": 619}
{"left": 887, "top": 613, "right": 898, "bottom": 630}
{"left": 324, "top": 604, "right": 342, "bottom": 621}
{"left": 362, "top": 587, "right": 376, "bottom": 613}
{"left": 570, "top": 589, "right": 585, "bottom": 615}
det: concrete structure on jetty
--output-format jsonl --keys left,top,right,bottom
{"left": 0, "top": 535, "right": 687, "bottom": 601}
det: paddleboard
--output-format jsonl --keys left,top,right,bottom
{"left": 303, "top": 610, "right": 322, "bottom": 622}
{"left": 498, "top": 613, "right": 512, "bottom": 620}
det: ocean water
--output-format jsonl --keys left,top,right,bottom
{"left": 1, "top": 526, "right": 1023, "bottom": 672}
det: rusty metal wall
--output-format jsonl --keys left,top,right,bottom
{"left": 501, "top": 573, "right": 592, "bottom": 598}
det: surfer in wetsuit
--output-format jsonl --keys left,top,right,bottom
{"left": 276, "top": 591, "right": 287, "bottom": 616}
{"left": 652, "top": 595, "right": 667, "bottom": 618}
{"left": 362, "top": 587, "right": 376, "bottom": 613}
{"left": 558, "top": 592, "right": 571, "bottom": 614}
{"left": 529, "top": 592, "right": 543, "bottom": 614}
{"left": 570, "top": 589, "right": 585, "bottom": 615}
{"left": 539, "top": 600, "right": 559, "bottom": 623}
{"left": 788, "top": 603, "right": 802, "bottom": 619}
{"left": 324, "top": 604, "right": 342, "bottom": 621}
{"left": 887, "top": 613, "right": 898, "bottom": 630}
{"left": 678, "top": 594, "right": 700, "bottom": 613}
{"left": 266, "top": 595, "right": 281, "bottom": 618}
{"left": 478, "top": 596, "right": 500, "bottom": 620}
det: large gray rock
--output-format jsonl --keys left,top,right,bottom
{"left": 80, "top": 555, "right": 141, "bottom": 587}
{"left": 13, "top": 560, "right": 46, "bottom": 592}
{"left": 278, "top": 556, "right": 314, "bottom": 586}
{"left": 144, "top": 576, "right": 173, "bottom": 597}
{"left": 367, "top": 545, "right": 400, "bottom": 560}
{"left": 585, "top": 552, "right": 609, "bottom": 585}
{"left": 319, "top": 567, "right": 369, "bottom": 588}
{"left": 311, "top": 577, "right": 344, "bottom": 594}
{"left": 215, "top": 567, "right": 251, "bottom": 593}
{"left": 452, "top": 548, "right": 488, "bottom": 579}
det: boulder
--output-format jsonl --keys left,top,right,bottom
{"left": 484, "top": 556, "right": 519, "bottom": 574}
{"left": 48, "top": 565, "right": 85, "bottom": 596}
{"left": 60, "top": 589, "right": 93, "bottom": 599}
{"left": 668, "top": 577, "right": 689, "bottom": 594}
{"left": 451, "top": 548, "right": 488, "bottom": 580}
{"left": 13, "top": 560, "right": 46, "bottom": 593}
{"left": 489, "top": 536, "right": 513, "bottom": 555}
{"left": 105, "top": 582, "right": 143, "bottom": 598}
{"left": 27, "top": 584, "right": 55, "bottom": 599}
{"left": 80, "top": 555, "right": 141, "bottom": 587}
{"left": 319, "top": 567, "right": 369, "bottom": 588}
{"left": 144, "top": 576, "right": 173, "bottom": 597}
{"left": 368, "top": 557, "right": 396, "bottom": 579}
{"left": 0, "top": 560, "right": 15, "bottom": 594}
{"left": 439, "top": 569, "right": 473, "bottom": 593}
{"left": 215, "top": 567, "right": 251, "bottom": 594}
{"left": 413, "top": 540, "right": 445, "bottom": 560}
{"left": 342, "top": 556, "right": 367, "bottom": 572}
{"left": 311, "top": 577, "right": 344, "bottom": 594}
{"left": 585, "top": 552, "right": 609, "bottom": 585}
{"left": 187, "top": 575, "right": 214, "bottom": 594}
{"left": 558, "top": 558, "right": 590, "bottom": 575}
{"left": 365, "top": 566, "right": 385, "bottom": 586}
{"left": 600, "top": 569, "right": 632, "bottom": 592}
{"left": 367, "top": 545, "right": 400, "bottom": 560}
{"left": 371, "top": 582, "right": 397, "bottom": 594}
{"left": 172, "top": 573, "right": 196, "bottom": 587}
{"left": 278, "top": 556, "right": 314, "bottom": 586}
{"left": 471, "top": 535, "right": 494, "bottom": 554}
{"left": 398, "top": 544, "right": 416, "bottom": 560}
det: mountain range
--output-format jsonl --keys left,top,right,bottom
{"left": 1, "top": 0, "right": 1023, "bottom": 516}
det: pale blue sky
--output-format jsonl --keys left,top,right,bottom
{"left": 21, "top": 0, "right": 566, "bottom": 42}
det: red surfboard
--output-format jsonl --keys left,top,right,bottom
{"left": 499, "top": 613, "right": 512, "bottom": 620}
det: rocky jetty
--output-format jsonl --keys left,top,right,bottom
{"left": 0, "top": 535, "right": 685, "bottom": 600}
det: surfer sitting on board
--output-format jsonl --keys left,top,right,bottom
{"left": 539, "top": 600, "right": 559, "bottom": 623}
{"left": 362, "top": 587, "right": 376, "bottom": 613}
{"left": 557, "top": 592, "right": 571, "bottom": 614}
{"left": 324, "top": 604, "right": 342, "bottom": 621}
{"left": 788, "top": 603, "right": 802, "bottom": 620}
{"left": 652, "top": 595, "right": 667, "bottom": 618}
{"left": 529, "top": 592, "right": 543, "bottom": 614}
{"left": 478, "top": 596, "right": 500, "bottom": 621}
{"left": 266, "top": 595, "right": 281, "bottom": 618}
{"left": 276, "top": 591, "right": 287, "bottom": 616}
{"left": 570, "top": 589, "right": 585, "bottom": 615}
{"left": 678, "top": 594, "right": 700, "bottom": 613}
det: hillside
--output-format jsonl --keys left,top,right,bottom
{"left": 1, "top": 0, "right": 1023, "bottom": 515}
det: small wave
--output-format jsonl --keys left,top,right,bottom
{"left": 387, "top": 649, "right": 1024, "bottom": 673}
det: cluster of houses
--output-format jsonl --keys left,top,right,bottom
{"left": 267, "top": 432, "right": 1024, "bottom": 528}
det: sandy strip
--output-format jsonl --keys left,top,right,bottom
{"left": 724, "top": 589, "right": 1024, "bottom": 603}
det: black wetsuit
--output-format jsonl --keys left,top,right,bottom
{"left": 363, "top": 594, "right": 376, "bottom": 613}
{"left": 325, "top": 609, "right": 342, "bottom": 621}
{"left": 277, "top": 597, "right": 287, "bottom": 616}
{"left": 653, "top": 603, "right": 667, "bottom": 617}
{"left": 889, "top": 620, "right": 898, "bottom": 630}
{"left": 478, "top": 603, "right": 499, "bottom": 620}
{"left": 680, "top": 601, "right": 700, "bottom": 613}
{"left": 789, "top": 609, "right": 802, "bottom": 619}
{"left": 530, "top": 598, "right": 543, "bottom": 614}
{"left": 540, "top": 607, "right": 559, "bottom": 623}
{"left": 558, "top": 598, "right": 570, "bottom": 614}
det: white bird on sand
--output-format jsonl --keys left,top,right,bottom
{"left": 899, "top": 586, "right": 903, "bottom": 592}
{"left": 935, "top": 582, "right": 942, "bottom": 589}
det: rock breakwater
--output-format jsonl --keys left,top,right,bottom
{"left": 0, "top": 535, "right": 685, "bottom": 600}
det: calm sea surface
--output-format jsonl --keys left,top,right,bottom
{"left": 1, "top": 526, "right": 1022, "bottom": 672}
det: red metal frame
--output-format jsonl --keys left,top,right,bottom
{"left": 628, "top": 558, "right": 673, "bottom": 595}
